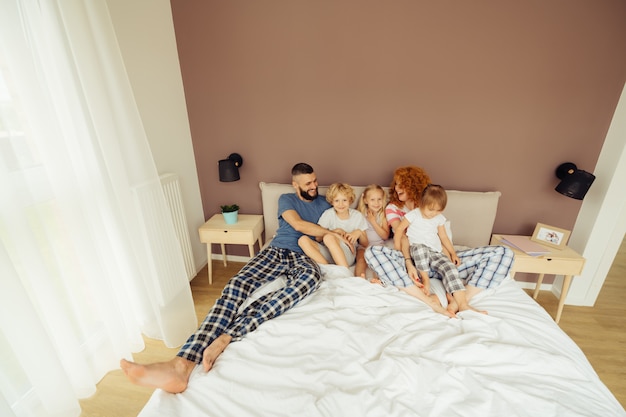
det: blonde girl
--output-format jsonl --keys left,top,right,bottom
{"left": 355, "top": 184, "right": 390, "bottom": 278}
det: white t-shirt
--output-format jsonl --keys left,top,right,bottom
{"left": 404, "top": 208, "right": 446, "bottom": 252}
{"left": 318, "top": 208, "right": 368, "bottom": 235}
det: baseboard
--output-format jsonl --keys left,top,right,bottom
{"left": 516, "top": 281, "right": 553, "bottom": 292}
{"left": 210, "top": 254, "right": 252, "bottom": 263}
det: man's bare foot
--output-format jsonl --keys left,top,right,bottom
{"left": 120, "top": 356, "right": 195, "bottom": 394}
{"left": 202, "top": 333, "right": 232, "bottom": 372}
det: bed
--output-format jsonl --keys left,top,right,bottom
{"left": 138, "top": 182, "right": 625, "bottom": 417}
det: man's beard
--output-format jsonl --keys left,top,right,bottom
{"left": 299, "top": 186, "right": 318, "bottom": 201}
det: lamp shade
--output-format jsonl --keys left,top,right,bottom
{"left": 554, "top": 162, "right": 595, "bottom": 200}
{"left": 218, "top": 153, "right": 243, "bottom": 182}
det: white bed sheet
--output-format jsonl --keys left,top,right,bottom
{"left": 139, "top": 266, "right": 625, "bottom": 417}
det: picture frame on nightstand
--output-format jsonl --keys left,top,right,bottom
{"left": 531, "top": 222, "right": 571, "bottom": 249}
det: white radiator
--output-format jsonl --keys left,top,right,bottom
{"left": 160, "top": 173, "right": 196, "bottom": 281}
{"left": 132, "top": 175, "right": 197, "bottom": 345}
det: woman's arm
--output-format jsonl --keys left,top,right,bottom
{"left": 385, "top": 204, "right": 406, "bottom": 234}
{"left": 393, "top": 218, "right": 410, "bottom": 250}
{"left": 400, "top": 234, "right": 423, "bottom": 289}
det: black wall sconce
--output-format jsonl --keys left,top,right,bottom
{"left": 219, "top": 153, "right": 243, "bottom": 182}
{"left": 555, "top": 162, "right": 595, "bottom": 200}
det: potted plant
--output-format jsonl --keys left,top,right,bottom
{"left": 220, "top": 204, "right": 239, "bottom": 224}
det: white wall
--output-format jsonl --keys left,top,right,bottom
{"left": 561, "top": 82, "right": 626, "bottom": 306}
{"left": 105, "top": 0, "right": 207, "bottom": 273}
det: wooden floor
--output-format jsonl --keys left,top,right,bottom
{"left": 79, "top": 239, "right": 626, "bottom": 416}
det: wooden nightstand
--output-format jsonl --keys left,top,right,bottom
{"left": 490, "top": 234, "right": 586, "bottom": 324}
{"left": 199, "top": 214, "right": 264, "bottom": 284}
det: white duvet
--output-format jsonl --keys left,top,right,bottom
{"left": 139, "top": 265, "right": 625, "bottom": 417}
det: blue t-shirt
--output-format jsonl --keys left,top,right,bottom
{"left": 270, "top": 193, "right": 331, "bottom": 253}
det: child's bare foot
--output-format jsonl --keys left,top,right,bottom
{"left": 202, "top": 333, "right": 232, "bottom": 372}
{"left": 370, "top": 277, "right": 383, "bottom": 286}
{"left": 429, "top": 293, "right": 442, "bottom": 307}
{"left": 458, "top": 303, "right": 488, "bottom": 315}
{"left": 450, "top": 290, "right": 488, "bottom": 315}
{"left": 465, "top": 285, "right": 482, "bottom": 301}
{"left": 427, "top": 297, "right": 455, "bottom": 318}
{"left": 446, "top": 293, "right": 459, "bottom": 315}
{"left": 120, "top": 356, "right": 195, "bottom": 393}
{"left": 400, "top": 287, "right": 454, "bottom": 318}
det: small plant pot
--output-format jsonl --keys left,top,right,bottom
{"left": 222, "top": 210, "right": 238, "bottom": 224}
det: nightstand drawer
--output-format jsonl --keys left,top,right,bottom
{"left": 199, "top": 228, "right": 254, "bottom": 244}
{"left": 511, "top": 256, "right": 584, "bottom": 276}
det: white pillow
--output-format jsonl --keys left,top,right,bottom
{"left": 259, "top": 182, "right": 501, "bottom": 249}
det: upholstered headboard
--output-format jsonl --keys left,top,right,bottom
{"left": 259, "top": 182, "right": 501, "bottom": 248}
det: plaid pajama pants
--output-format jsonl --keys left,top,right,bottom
{"left": 177, "top": 246, "right": 321, "bottom": 364}
{"left": 410, "top": 243, "right": 465, "bottom": 293}
{"left": 365, "top": 244, "right": 513, "bottom": 291}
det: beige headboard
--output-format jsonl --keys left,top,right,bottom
{"left": 259, "top": 182, "right": 501, "bottom": 248}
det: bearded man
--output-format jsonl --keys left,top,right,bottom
{"left": 121, "top": 163, "right": 333, "bottom": 393}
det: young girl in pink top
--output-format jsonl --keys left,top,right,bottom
{"left": 354, "top": 184, "right": 390, "bottom": 278}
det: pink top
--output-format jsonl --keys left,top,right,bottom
{"left": 385, "top": 203, "right": 409, "bottom": 226}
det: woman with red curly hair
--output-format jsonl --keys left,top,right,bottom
{"left": 385, "top": 166, "right": 431, "bottom": 231}
{"left": 364, "top": 166, "right": 514, "bottom": 317}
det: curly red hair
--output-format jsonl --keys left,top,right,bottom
{"left": 388, "top": 166, "right": 431, "bottom": 208}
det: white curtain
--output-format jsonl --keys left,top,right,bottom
{"left": 0, "top": 1, "right": 197, "bottom": 416}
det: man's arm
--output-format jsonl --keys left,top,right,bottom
{"left": 282, "top": 208, "right": 329, "bottom": 238}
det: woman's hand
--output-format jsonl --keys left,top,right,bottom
{"left": 406, "top": 264, "right": 424, "bottom": 288}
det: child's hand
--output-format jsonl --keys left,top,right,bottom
{"left": 451, "top": 254, "right": 460, "bottom": 266}
{"left": 346, "top": 230, "right": 360, "bottom": 244}
{"left": 336, "top": 232, "right": 356, "bottom": 254}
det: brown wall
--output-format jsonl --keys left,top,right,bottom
{"left": 170, "top": 1, "right": 626, "bottom": 251}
